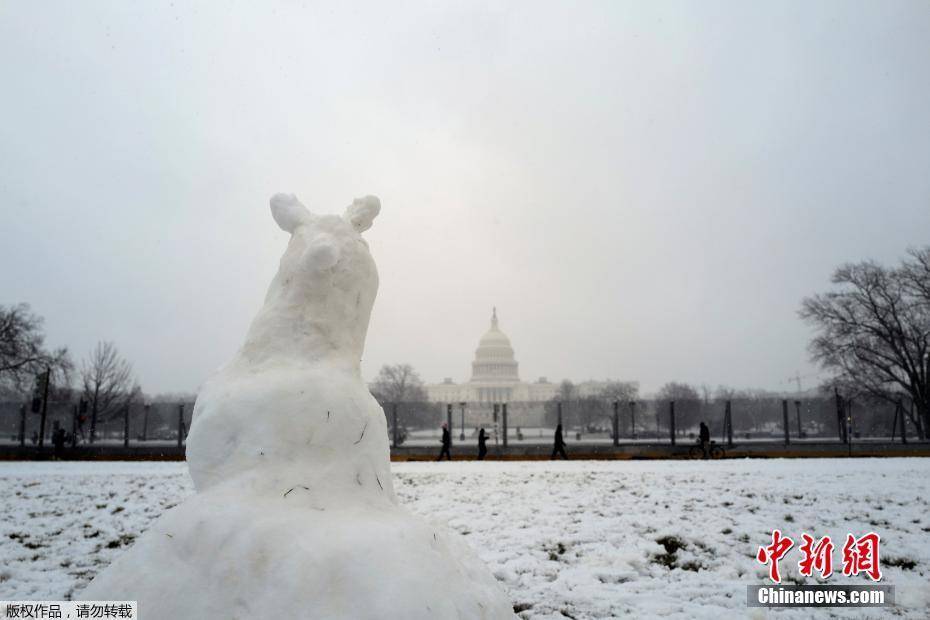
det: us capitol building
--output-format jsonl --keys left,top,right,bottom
{"left": 426, "top": 308, "right": 559, "bottom": 404}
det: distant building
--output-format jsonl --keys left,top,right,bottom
{"left": 426, "top": 308, "right": 557, "bottom": 403}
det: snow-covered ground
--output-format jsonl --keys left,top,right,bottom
{"left": 1, "top": 459, "right": 928, "bottom": 619}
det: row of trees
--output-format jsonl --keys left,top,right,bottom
{"left": 0, "top": 303, "right": 140, "bottom": 442}
{"left": 367, "top": 363, "right": 913, "bottom": 439}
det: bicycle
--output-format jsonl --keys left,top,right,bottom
{"left": 688, "top": 439, "right": 725, "bottom": 459}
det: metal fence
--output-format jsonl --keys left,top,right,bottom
{"left": 1, "top": 394, "right": 925, "bottom": 453}
{"left": 0, "top": 400, "right": 195, "bottom": 448}
{"left": 383, "top": 396, "right": 928, "bottom": 448}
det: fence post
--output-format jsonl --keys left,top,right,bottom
{"left": 19, "top": 404, "right": 26, "bottom": 447}
{"left": 459, "top": 402, "right": 466, "bottom": 441}
{"left": 446, "top": 404, "right": 453, "bottom": 447}
{"left": 913, "top": 399, "right": 926, "bottom": 440}
{"left": 557, "top": 401, "right": 563, "bottom": 427}
{"left": 142, "top": 403, "right": 150, "bottom": 442}
{"left": 391, "top": 403, "right": 398, "bottom": 448}
{"left": 71, "top": 404, "right": 78, "bottom": 447}
{"left": 669, "top": 401, "right": 676, "bottom": 445}
{"left": 834, "top": 387, "right": 846, "bottom": 443}
{"left": 630, "top": 401, "right": 636, "bottom": 439}
{"left": 782, "top": 400, "right": 790, "bottom": 446}
{"left": 177, "top": 404, "right": 185, "bottom": 448}
{"left": 502, "top": 403, "right": 508, "bottom": 448}
{"left": 612, "top": 401, "right": 619, "bottom": 446}
{"left": 123, "top": 404, "right": 130, "bottom": 448}
{"left": 38, "top": 367, "right": 50, "bottom": 451}
{"left": 89, "top": 400, "right": 97, "bottom": 444}
{"left": 899, "top": 401, "right": 908, "bottom": 444}
{"left": 847, "top": 400, "right": 853, "bottom": 456}
{"left": 725, "top": 400, "right": 733, "bottom": 447}
{"left": 794, "top": 400, "right": 802, "bottom": 438}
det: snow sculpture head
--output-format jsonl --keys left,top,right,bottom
{"left": 186, "top": 193, "right": 391, "bottom": 493}
{"left": 240, "top": 193, "right": 382, "bottom": 372}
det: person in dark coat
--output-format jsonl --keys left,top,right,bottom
{"left": 699, "top": 421, "right": 711, "bottom": 459}
{"left": 437, "top": 422, "right": 452, "bottom": 461}
{"left": 477, "top": 427, "right": 488, "bottom": 460}
{"left": 551, "top": 424, "right": 568, "bottom": 460}
{"left": 51, "top": 421, "right": 67, "bottom": 458}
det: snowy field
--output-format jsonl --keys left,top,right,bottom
{"left": 1, "top": 459, "right": 929, "bottom": 619}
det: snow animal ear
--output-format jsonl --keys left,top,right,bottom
{"left": 270, "top": 193, "right": 312, "bottom": 233}
{"left": 343, "top": 195, "right": 380, "bottom": 233}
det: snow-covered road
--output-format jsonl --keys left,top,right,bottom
{"left": 1, "top": 459, "right": 928, "bottom": 619}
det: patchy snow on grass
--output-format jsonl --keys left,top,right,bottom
{"left": 1, "top": 458, "right": 929, "bottom": 619}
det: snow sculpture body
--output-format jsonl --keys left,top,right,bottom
{"left": 82, "top": 195, "right": 515, "bottom": 619}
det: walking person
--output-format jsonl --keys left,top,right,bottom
{"left": 51, "top": 421, "right": 67, "bottom": 459}
{"left": 551, "top": 423, "right": 568, "bottom": 460}
{"left": 437, "top": 422, "right": 452, "bottom": 461}
{"left": 698, "top": 421, "right": 710, "bottom": 459}
{"left": 477, "top": 427, "right": 488, "bottom": 460}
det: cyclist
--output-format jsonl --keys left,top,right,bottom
{"left": 699, "top": 421, "right": 710, "bottom": 459}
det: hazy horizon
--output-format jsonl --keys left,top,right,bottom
{"left": 2, "top": 1, "right": 929, "bottom": 396}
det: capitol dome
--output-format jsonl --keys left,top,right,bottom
{"left": 424, "top": 308, "right": 558, "bottom": 405}
{"left": 471, "top": 308, "right": 520, "bottom": 383}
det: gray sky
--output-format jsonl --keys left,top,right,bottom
{"left": 2, "top": 1, "right": 929, "bottom": 396}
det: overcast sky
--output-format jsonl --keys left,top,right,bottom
{"left": 2, "top": 1, "right": 929, "bottom": 396}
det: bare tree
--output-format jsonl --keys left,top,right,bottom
{"left": 713, "top": 385, "right": 737, "bottom": 402}
{"left": 370, "top": 364, "right": 435, "bottom": 431}
{"left": 598, "top": 381, "right": 640, "bottom": 435}
{"left": 0, "top": 303, "right": 72, "bottom": 396}
{"left": 599, "top": 380, "right": 640, "bottom": 403}
{"left": 800, "top": 247, "right": 930, "bottom": 435}
{"left": 575, "top": 395, "right": 609, "bottom": 432}
{"left": 556, "top": 380, "right": 576, "bottom": 402}
{"left": 82, "top": 341, "right": 135, "bottom": 443}
{"left": 370, "top": 363, "right": 427, "bottom": 403}
{"left": 656, "top": 382, "right": 702, "bottom": 432}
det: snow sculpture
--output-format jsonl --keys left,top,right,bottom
{"left": 82, "top": 194, "right": 515, "bottom": 619}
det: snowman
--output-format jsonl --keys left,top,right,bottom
{"left": 81, "top": 194, "right": 515, "bottom": 619}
